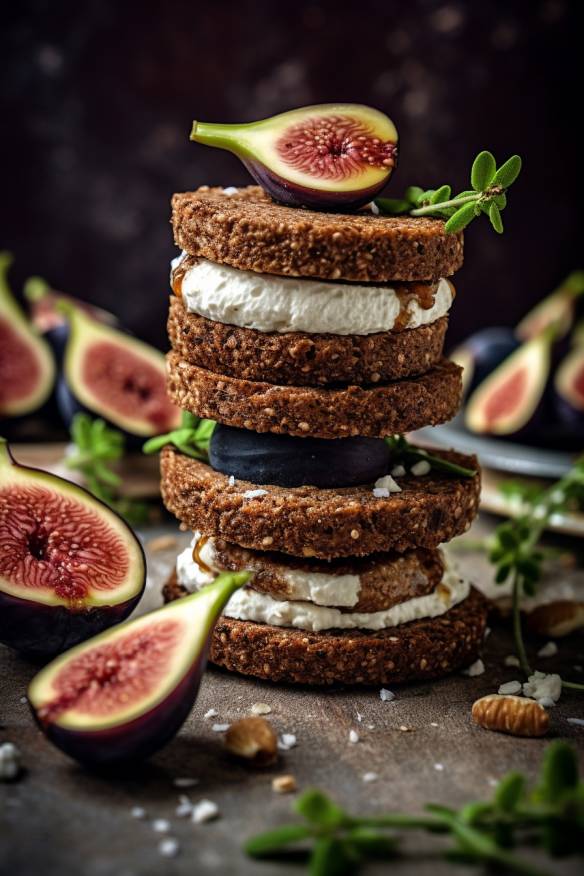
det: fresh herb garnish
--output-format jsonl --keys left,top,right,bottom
{"left": 246, "top": 741, "right": 583, "bottom": 875}
{"left": 489, "top": 456, "right": 584, "bottom": 687}
{"left": 66, "top": 414, "right": 149, "bottom": 525}
{"left": 142, "top": 411, "right": 215, "bottom": 460}
{"left": 375, "top": 151, "right": 522, "bottom": 235}
{"left": 385, "top": 434, "right": 477, "bottom": 478}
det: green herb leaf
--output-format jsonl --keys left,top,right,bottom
{"left": 295, "top": 790, "right": 347, "bottom": 829}
{"left": 489, "top": 202, "right": 504, "bottom": 233}
{"left": 471, "top": 151, "right": 497, "bottom": 192}
{"left": 535, "top": 742, "right": 579, "bottom": 805}
{"left": 309, "top": 838, "right": 353, "bottom": 876}
{"left": 494, "top": 772, "right": 526, "bottom": 813}
{"left": 444, "top": 202, "right": 477, "bottom": 234}
{"left": 142, "top": 411, "right": 215, "bottom": 460}
{"left": 244, "top": 824, "right": 313, "bottom": 858}
{"left": 374, "top": 197, "right": 411, "bottom": 215}
{"left": 493, "top": 154, "right": 522, "bottom": 188}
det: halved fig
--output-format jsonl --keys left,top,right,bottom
{"left": 465, "top": 331, "right": 552, "bottom": 436}
{"left": 516, "top": 271, "right": 584, "bottom": 342}
{"left": 0, "top": 253, "right": 56, "bottom": 418}
{"left": 58, "top": 303, "right": 181, "bottom": 438}
{"left": 553, "top": 346, "right": 584, "bottom": 435}
{"left": 28, "top": 572, "right": 249, "bottom": 766}
{"left": 190, "top": 104, "right": 398, "bottom": 211}
{"left": 0, "top": 438, "right": 146, "bottom": 658}
{"left": 450, "top": 327, "right": 519, "bottom": 397}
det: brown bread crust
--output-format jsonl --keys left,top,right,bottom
{"left": 168, "top": 296, "right": 448, "bottom": 386}
{"left": 171, "top": 187, "right": 464, "bottom": 283}
{"left": 166, "top": 353, "right": 462, "bottom": 439}
{"left": 160, "top": 447, "right": 480, "bottom": 559}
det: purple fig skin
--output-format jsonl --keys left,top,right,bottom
{"left": 30, "top": 647, "right": 209, "bottom": 766}
{"left": 0, "top": 588, "right": 144, "bottom": 661}
{"left": 242, "top": 159, "right": 388, "bottom": 212}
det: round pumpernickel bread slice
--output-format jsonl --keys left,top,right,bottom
{"left": 168, "top": 296, "right": 448, "bottom": 386}
{"left": 160, "top": 447, "right": 480, "bottom": 559}
{"left": 166, "top": 353, "right": 462, "bottom": 439}
{"left": 172, "top": 186, "right": 464, "bottom": 283}
{"left": 163, "top": 572, "right": 487, "bottom": 686}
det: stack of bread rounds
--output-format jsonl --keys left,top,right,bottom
{"left": 161, "top": 185, "right": 487, "bottom": 686}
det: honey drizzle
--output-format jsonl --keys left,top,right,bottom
{"left": 192, "top": 535, "right": 213, "bottom": 574}
{"left": 393, "top": 281, "right": 440, "bottom": 331}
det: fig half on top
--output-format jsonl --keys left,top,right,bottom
{"left": 190, "top": 104, "right": 398, "bottom": 210}
{"left": 0, "top": 438, "right": 146, "bottom": 659}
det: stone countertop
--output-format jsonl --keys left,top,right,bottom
{"left": 1, "top": 518, "right": 583, "bottom": 876}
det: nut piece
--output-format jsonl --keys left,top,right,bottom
{"left": 526, "top": 600, "right": 584, "bottom": 638}
{"left": 272, "top": 774, "right": 297, "bottom": 794}
{"left": 224, "top": 717, "right": 278, "bottom": 765}
{"left": 471, "top": 695, "right": 549, "bottom": 737}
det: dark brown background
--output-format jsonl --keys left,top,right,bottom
{"left": 1, "top": 0, "right": 582, "bottom": 349}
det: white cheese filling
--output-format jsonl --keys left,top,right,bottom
{"left": 175, "top": 535, "right": 469, "bottom": 632}
{"left": 174, "top": 254, "right": 453, "bottom": 336}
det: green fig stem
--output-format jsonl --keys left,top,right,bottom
{"left": 190, "top": 120, "right": 250, "bottom": 154}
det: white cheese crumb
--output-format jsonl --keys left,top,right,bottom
{"left": 152, "top": 818, "right": 171, "bottom": 833}
{"left": 523, "top": 671, "right": 562, "bottom": 704}
{"left": 430, "top": 722, "right": 439, "bottom": 727}
{"left": 251, "top": 702, "right": 272, "bottom": 716}
{"left": 278, "top": 733, "right": 297, "bottom": 751}
{"left": 411, "top": 459, "right": 431, "bottom": 476}
{"left": 504, "top": 655, "right": 520, "bottom": 667}
{"left": 373, "top": 475, "right": 401, "bottom": 494}
{"left": 222, "top": 187, "right": 239, "bottom": 196}
{"left": 356, "top": 711, "right": 363, "bottom": 723}
{"left": 434, "top": 763, "right": 445, "bottom": 771}
{"left": 158, "top": 837, "right": 180, "bottom": 858}
{"left": 369, "top": 201, "right": 380, "bottom": 215}
{"left": 228, "top": 475, "right": 235, "bottom": 486}
{"left": 19, "top": 696, "right": 27, "bottom": 704}
{"left": 380, "top": 688, "right": 395, "bottom": 702}
{"left": 0, "top": 743, "right": 21, "bottom": 781}
{"left": 483, "top": 626, "right": 492, "bottom": 640}
{"left": 567, "top": 717, "right": 584, "bottom": 727}
{"left": 204, "top": 708, "right": 218, "bottom": 719}
{"left": 372, "top": 487, "right": 390, "bottom": 498}
{"left": 537, "top": 696, "right": 557, "bottom": 709}
{"left": 349, "top": 730, "right": 360, "bottom": 744}
{"left": 391, "top": 464, "right": 406, "bottom": 477}
{"left": 243, "top": 489, "right": 268, "bottom": 499}
{"left": 173, "top": 777, "right": 199, "bottom": 789}
{"left": 192, "top": 799, "right": 219, "bottom": 823}
{"left": 176, "top": 796, "right": 193, "bottom": 818}
{"left": 498, "top": 680, "right": 522, "bottom": 695}
{"left": 362, "top": 771, "right": 379, "bottom": 783}
{"left": 130, "top": 806, "right": 146, "bottom": 819}
{"left": 462, "top": 658, "right": 485, "bottom": 677}
{"left": 211, "top": 723, "right": 230, "bottom": 732}
{"left": 537, "top": 641, "right": 558, "bottom": 658}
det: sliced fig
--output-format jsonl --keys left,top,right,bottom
{"left": 553, "top": 346, "right": 584, "bottom": 435}
{"left": 58, "top": 303, "right": 181, "bottom": 438}
{"left": 0, "top": 438, "right": 146, "bottom": 658}
{"left": 516, "top": 271, "right": 584, "bottom": 342}
{"left": 190, "top": 104, "right": 398, "bottom": 211}
{"left": 450, "top": 327, "right": 519, "bottom": 397}
{"left": 0, "top": 253, "right": 56, "bottom": 418}
{"left": 465, "top": 332, "right": 552, "bottom": 436}
{"left": 28, "top": 572, "right": 249, "bottom": 766}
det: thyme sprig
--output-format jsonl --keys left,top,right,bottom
{"left": 246, "top": 742, "right": 583, "bottom": 875}
{"left": 375, "top": 151, "right": 522, "bottom": 234}
{"left": 66, "top": 414, "right": 149, "bottom": 525}
{"left": 385, "top": 435, "right": 477, "bottom": 478}
{"left": 142, "top": 411, "right": 215, "bottom": 460}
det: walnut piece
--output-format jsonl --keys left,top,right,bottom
{"left": 224, "top": 717, "right": 278, "bottom": 765}
{"left": 526, "top": 600, "right": 584, "bottom": 638}
{"left": 272, "top": 774, "right": 297, "bottom": 794}
{"left": 471, "top": 694, "right": 549, "bottom": 737}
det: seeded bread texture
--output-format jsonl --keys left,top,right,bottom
{"left": 166, "top": 353, "right": 462, "bottom": 439}
{"left": 168, "top": 296, "right": 448, "bottom": 386}
{"left": 171, "top": 186, "right": 464, "bottom": 283}
{"left": 164, "top": 571, "right": 487, "bottom": 686}
{"left": 160, "top": 447, "right": 480, "bottom": 558}
{"left": 173, "top": 540, "right": 444, "bottom": 613}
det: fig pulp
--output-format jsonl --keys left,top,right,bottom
{"left": 465, "top": 331, "right": 552, "bottom": 437}
{"left": 190, "top": 104, "right": 398, "bottom": 211}
{"left": 553, "top": 346, "right": 584, "bottom": 436}
{"left": 0, "top": 253, "right": 56, "bottom": 418}
{"left": 209, "top": 424, "right": 391, "bottom": 488}
{"left": 28, "top": 572, "right": 250, "bottom": 766}
{"left": 58, "top": 303, "right": 181, "bottom": 438}
{"left": 0, "top": 438, "right": 146, "bottom": 658}
{"left": 450, "top": 327, "right": 519, "bottom": 397}
{"left": 516, "top": 271, "right": 584, "bottom": 342}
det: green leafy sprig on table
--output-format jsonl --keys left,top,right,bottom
{"left": 489, "top": 456, "right": 584, "bottom": 686}
{"left": 66, "top": 414, "right": 149, "bottom": 525}
{"left": 375, "top": 151, "right": 522, "bottom": 235}
{"left": 385, "top": 434, "right": 477, "bottom": 478}
{"left": 142, "top": 411, "right": 215, "bottom": 460}
{"left": 245, "top": 742, "right": 583, "bottom": 876}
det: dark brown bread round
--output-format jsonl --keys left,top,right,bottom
{"left": 172, "top": 186, "right": 464, "bottom": 283}
{"left": 164, "top": 572, "right": 487, "bottom": 686}
{"left": 166, "top": 353, "right": 462, "bottom": 439}
{"left": 160, "top": 447, "right": 480, "bottom": 559}
{"left": 168, "top": 296, "right": 448, "bottom": 386}
{"left": 179, "top": 538, "right": 445, "bottom": 613}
